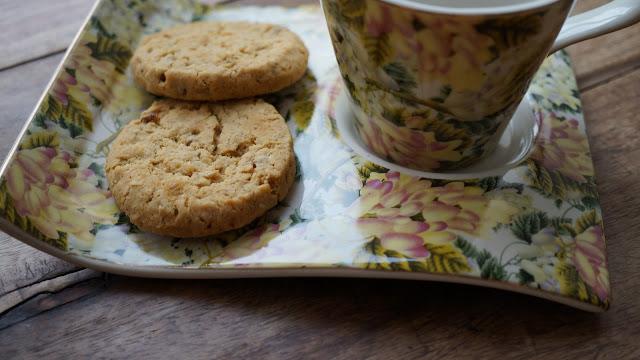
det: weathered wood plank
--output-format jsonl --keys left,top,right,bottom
{"left": 0, "top": 234, "right": 78, "bottom": 296}
{"left": 0, "top": 269, "right": 103, "bottom": 330}
{"left": 567, "top": 0, "right": 640, "bottom": 90}
{"left": 0, "top": 0, "right": 97, "bottom": 70}
{"left": 0, "top": 54, "right": 63, "bottom": 160}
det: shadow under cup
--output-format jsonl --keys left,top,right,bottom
{"left": 322, "top": 0, "right": 573, "bottom": 171}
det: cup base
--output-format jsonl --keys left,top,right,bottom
{"left": 334, "top": 91, "right": 539, "bottom": 180}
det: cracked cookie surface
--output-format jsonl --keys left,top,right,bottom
{"left": 105, "top": 98, "right": 295, "bottom": 237}
{"left": 131, "top": 21, "right": 309, "bottom": 101}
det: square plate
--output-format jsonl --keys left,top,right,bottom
{"left": 0, "top": 0, "right": 610, "bottom": 311}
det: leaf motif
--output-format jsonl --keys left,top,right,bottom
{"left": 511, "top": 210, "right": 549, "bottom": 243}
{"left": 454, "top": 237, "right": 480, "bottom": 259}
{"left": 527, "top": 161, "right": 598, "bottom": 200}
{"left": 36, "top": 94, "right": 63, "bottom": 126}
{"left": 475, "top": 12, "right": 544, "bottom": 52}
{"left": 516, "top": 268, "right": 535, "bottom": 285}
{"left": 575, "top": 209, "right": 599, "bottom": 234}
{"left": 383, "top": 62, "right": 416, "bottom": 91}
{"left": 62, "top": 94, "right": 93, "bottom": 134}
{"left": 363, "top": 32, "right": 391, "bottom": 66}
{"left": 384, "top": 249, "right": 412, "bottom": 272}
{"left": 292, "top": 100, "right": 314, "bottom": 131}
{"left": 556, "top": 261, "right": 604, "bottom": 306}
{"left": 423, "top": 117, "right": 472, "bottom": 148}
{"left": 330, "top": 0, "right": 365, "bottom": 27}
{"left": 20, "top": 131, "right": 59, "bottom": 149}
{"left": 354, "top": 158, "right": 388, "bottom": 182}
{"left": 478, "top": 254, "right": 507, "bottom": 280}
{"left": 191, "top": 2, "right": 211, "bottom": 22}
{"left": 86, "top": 34, "right": 132, "bottom": 73}
{"left": 90, "top": 17, "right": 116, "bottom": 39}
{"left": 423, "top": 243, "right": 471, "bottom": 274}
{"left": 581, "top": 196, "right": 599, "bottom": 210}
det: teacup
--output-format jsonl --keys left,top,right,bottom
{"left": 322, "top": 0, "right": 640, "bottom": 171}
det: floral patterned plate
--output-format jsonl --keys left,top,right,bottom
{"left": 0, "top": 1, "right": 609, "bottom": 312}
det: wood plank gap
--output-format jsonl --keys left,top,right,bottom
{"left": 0, "top": 266, "right": 83, "bottom": 298}
{"left": 0, "top": 49, "right": 66, "bottom": 73}
{"left": 580, "top": 60, "right": 640, "bottom": 93}
{"left": 0, "top": 269, "right": 103, "bottom": 318}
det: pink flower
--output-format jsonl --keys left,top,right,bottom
{"left": 5, "top": 147, "right": 117, "bottom": 243}
{"left": 350, "top": 172, "right": 517, "bottom": 259}
{"left": 532, "top": 115, "right": 593, "bottom": 182}
{"left": 573, "top": 225, "right": 609, "bottom": 301}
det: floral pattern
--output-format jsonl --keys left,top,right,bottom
{"left": 0, "top": 4, "right": 608, "bottom": 311}
{"left": 322, "top": 0, "right": 573, "bottom": 170}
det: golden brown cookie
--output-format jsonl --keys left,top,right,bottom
{"left": 130, "top": 21, "right": 309, "bottom": 101}
{"left": 105, "top": 98, "right": 296, "bottom": 237}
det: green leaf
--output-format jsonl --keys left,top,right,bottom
{"left": 551, "top": 217, "right": 575, "bottom": 237}
{"left": 423, "top": 243, "right": 471, "bottom": 274}
{"left": 355, "top": 159, "right": 388, "bottom": 182}
{"left": 476, "top": 177, "right": 500, "bottom": 192}
{"left": 115, "top": 212, "right": 140, "bottom": 234}
{"left": 475, "top": 12, "right": 544, "bottom": 52}
{"left": 363, "top": 32, "right": 391, "bottom": 66}
{"left": 294, "top": 155, "right": 302, "bottom": 181}
{"left": 90, "top": 17, "right": 116, "bottom": 39}
{"left": 20, "top": 131, "right": 59, "bottom": 149}
{"left": 329, "top": 0, "right": 365, "bottom": 28}
{"left": 383, "top": 62, "right": 416, "bottom": 91}
{"left": 479, "top": 256, "right": 507, "bottom": 280}
{"left": 86, "top": 34, "right": 132, "bottom": 73}
{"left": 527, "top": 161, "right": 598, "bottom": 200}
{"left": 382, "top": 108, "right": 406, "bottom": 127}
{"left": 431, "top": 85, "right": 452, "bottom": 104}
{"left": 510, "top": 211, "right": 549, "bottom": 243}
{"left": 575, "top": 209, "right": 599, "bottom": 234}
{"left": 454, "top": 237, "right": 480, "bottom": 259}
{"left": 556, "top": 261, "right": 604, "bottom": 306}
{"left": 291, "top": 100, "right": 314, "bottom": 132}
{"left": 471, "top": 249, "right": 504, "bottom": 279}
{"left": 554, "top": 198, "right": 563, "bottom": 209}
{"left": 517, "top": 268, "right": 535, "bottom": 285}
{"left": 88, "top": 162, "right": 105, "bottom": 177}
{"left": 342, "top": 75, "right": 360, "bottom": 107}
{"left": 38, "top": 94, "right": 63, "bottom": 125}
{"left": 290, "top": 209, "right": 306, "bottom": 225}
{"left": 62, "top": 95, "right": 93, "bottom": 135}
{"left": 581, "top": 196, "right": 599, "bottom": 209}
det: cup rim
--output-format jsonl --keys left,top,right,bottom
{"left": 379, "top": 0, "right": 560, "bottom": 15}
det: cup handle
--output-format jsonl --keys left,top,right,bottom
{"left": 550, "top": 0, "right": 640, "bottom": 53}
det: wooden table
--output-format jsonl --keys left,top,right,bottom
{"left": 1, "top": 0, "right": 639, "bottom": 358}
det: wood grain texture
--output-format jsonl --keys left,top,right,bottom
{"left": 567, "top": 0, "right": 640, "bottom": 90}
{"left": 0, "top": 0, "right": 639, "bottom": 358}
{"left": 0, "top": 0, "right": 97, "bottom": 70}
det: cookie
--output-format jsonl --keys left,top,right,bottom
{"left": 131, "top": 21, "right": 309, "bottom": 101}
{"left": 105, "top": 98, "right": 296, "bottom": 237}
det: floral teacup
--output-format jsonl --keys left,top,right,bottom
{"left": 322, "top": 0, "right": 640, "bottom": 171}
